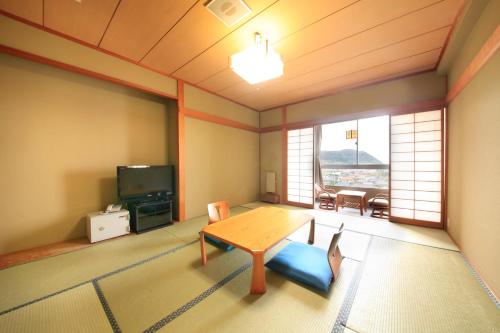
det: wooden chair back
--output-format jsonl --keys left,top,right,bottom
{"left": 207, "top": 201, "right": 230, "bottom": 224}
{"left": 327, "top": 223, "right": 344, "bottom": 281}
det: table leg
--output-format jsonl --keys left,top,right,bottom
{"left": 336, "top": 195, "right": 341, "bottom": 212}
{"left": 360, "top": 197, "right": 364, "bottom": 216}
{"left": 200, "top": 232, "right": 207, "bottom": 266}
{"left": 308, "top": 218, "right": 315, "bottom": 244}
{"left": 250, "top": 251, "right": 266, "bottom": 294}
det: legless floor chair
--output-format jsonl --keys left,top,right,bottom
{"left": 204, "top": 201, "right": 235, "bottom": 251}
{"left": 266, "top": 223, "right": 344, "bottom": 292}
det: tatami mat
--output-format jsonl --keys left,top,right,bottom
{"left": 0, "top": 202, "right": 497, "bottom": 333}
{"left": 99, "top": 242, "right": 249, "bottom": 332}
{"left": 0, "top": 283, "right": 111, "bottom": 333}
{"left": 159, "top": 259, "right": 358, "bottom": 333}
{"left": 0, "top": 230, "right": 184, "bottom": 313}
{"left": 242, "top": 201, "right": 459, "bottom": 251}
{"left": 346, "top": 237, "right": 500, "bottom": 333}
{"left": 288, "top": 223, "right": 370, "bottom": 262}
{"left": 0, "top": 206, "right": 251, "bottom": 314}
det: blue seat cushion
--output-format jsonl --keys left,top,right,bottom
{"left": 205, "top": 235, "right": 235, "bottom": 251}
{"left": 265, "top": 241, "right": 332, "bottom": 292}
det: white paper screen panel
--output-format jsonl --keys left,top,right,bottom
{"left": 390, "top": 110, "right": 442, "bottom": 224}
{"left": 288, "top": 128, "right": 314, "bottom": 205}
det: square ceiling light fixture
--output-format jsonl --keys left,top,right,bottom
{"left": 205, "top": 0, "right": 252, "bottom": 27}
{"left": 231, "top": 33, "right": 284, "bottom": 85}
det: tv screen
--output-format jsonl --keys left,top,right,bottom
{"left": 117, "top": 165, "right": 174, "bottom": 199}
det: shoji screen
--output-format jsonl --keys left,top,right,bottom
{"left": 287, "top": 128, "right": 314, "bottom": 206}
{"left": 390, "top": 110, "right": 443, "bottom": 225}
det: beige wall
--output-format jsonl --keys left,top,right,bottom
{"left": 447, "top": 0, "right": 500, "bottom": 85}
{"left": 260, "top": 131, "right": 282, "bottom": 197}
{"left": 184, "top": 118, "right": 259, "bottom": 218}
{"left": 0, "top": 53, "right": 170, "bottom": 254}
{"left": 183, "top": 84, "right": 260, "bottom": 219}
{"left": 184, "top": 84, "right": 259, "bottom": 127}
{"left": 260, "top": 108, "right": 282, "bottom": 128}
{"left": 0, "top": 15, "right": 177, "bottom": 98}
{"left": 287, "top": 71, "right": 446, "bottom": 123}
{"left": 447, "top": 0, "right": 500, "bottom": 296}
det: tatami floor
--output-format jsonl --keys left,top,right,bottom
{"left": 0, "top": 203, "right": 498, "bottom": 333}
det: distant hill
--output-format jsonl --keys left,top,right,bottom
{"left": 320, "top": 149, "right": 382, "bottom": 164}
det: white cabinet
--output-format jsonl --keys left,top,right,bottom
{"left": 86, "top": 210, "right": 130, "bottom": 243}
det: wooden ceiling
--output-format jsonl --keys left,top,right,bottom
{"left": 0, "top": 0, "right": 463, "bottom": 111}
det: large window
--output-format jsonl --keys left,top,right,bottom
{"left": 320, "top": 116, "right": 389, "bottom": 188}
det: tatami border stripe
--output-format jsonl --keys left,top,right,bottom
{"left": 331, "top": 236, "right": 373, "bottom": 333}
{"left": 0, "top": 279, "right": 91, "bottom": 316}
{"left": 314, "top": 221, "right": 460, "bottom": 252}
{"left": 461, "top": 254, "right": 500, "bottom": 308}
{"left": 93, "top": 280, "right": 122, "bottom": 333}
{"left": 144, "top": 262, "right": 252, "bottom": 332}
{"left": 0, "top": 240, "right": 197, "bottom": 316}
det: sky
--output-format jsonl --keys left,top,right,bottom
{"left": 321, "top": 115, "right": 389, "bottom": 164}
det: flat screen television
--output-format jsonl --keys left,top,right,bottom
{"left": 117, "top": 165, "right": 174, "bottom": 201}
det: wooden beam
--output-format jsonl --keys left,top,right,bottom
{"left": 177, "top": 80, "right": 186, "bottom": 221}
{"left": 0, "top": 44, "right": 177, "bottom": 100}
{"left": 280, "top": 107, "right": 287, "bottom": 204}
{"left": 259, "top": 99, "right": 447, "bottom": 132}
{"left": 183, "top": 108, "right": 260, "bottom": 133}
{"left": 446, "top": 25, "right": 500, "bottom": 103}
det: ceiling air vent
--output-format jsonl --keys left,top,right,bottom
{"left": 205, "top": 0, "right": 252, "bottom": 27}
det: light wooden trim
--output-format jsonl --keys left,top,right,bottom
{"left": 389, "top": 216, "right": 444, "bottom": 229}
{"left": 177, "top": 80, "right": 186, "bottom": 221}
{"left": 281, "top": 107, "right": 287, "bottom": 204}
{"left": 0, "top": 237, "right": 92, "bottom": 269}
{"left": 259, "top": 99, "right": 446, "bottom": 132}
{"left": 183, "top": 108, "right": 260, "bottom": 133}
{"left": 0, "top": 10, "right": 261, "bottom": 112}
{"left": 260, "top": 125, "right": 282, "bottom": 133}
{"left": 0, "top": 44, "right": 177, "bottom": 100}
{"left": 446, "top": 25, "right": 500, "bottom": 103}
{"left": 444, "top": 106, "right": 449, "bottom": 230}
{"left": 176, "top": 80, "right": 259, "bottom": 112}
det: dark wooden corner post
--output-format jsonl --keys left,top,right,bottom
{"left": 281, "top": 106, "right": 287, "bottom": 204}
{"left": 177, "top": 80, "right": 186, "bottom": 221}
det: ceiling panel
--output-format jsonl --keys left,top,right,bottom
{"left": 0, "top": 0, "right": 464, "bottom": 110}
{"left": 100, "top": 0, "right": 197, "bottom": 61}
{"left": 223, "top": 27, "right": 449, "bottom": 100}
{"left": 44, "top": 0, "right": 119, "bottom": 45}
{"left": 0, "top": 0, "right": 42, "bottom": 24}
{"left": 174, "top": 0, "right": 442, "bottom": 84}
{"left": 205, "top": 0, "right": 460, "bottom": 96}
{"left": 242, "top": 49, "right": 441, "bottom": 110}
{"left": 172, "top": 0, "right": 359, "bottom": 82}
{"left": 141, "top": 0, "right": 276, "bottom": 74}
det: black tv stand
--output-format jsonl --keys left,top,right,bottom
{"left": 128, "top": 199, "right": 173, "bottom": 233}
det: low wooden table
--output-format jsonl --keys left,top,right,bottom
{"left": 200, "top": 207, "right": 315, "bottom": 294}
{"left": 336, "top": 190, "right": 368, "bottom": 216}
